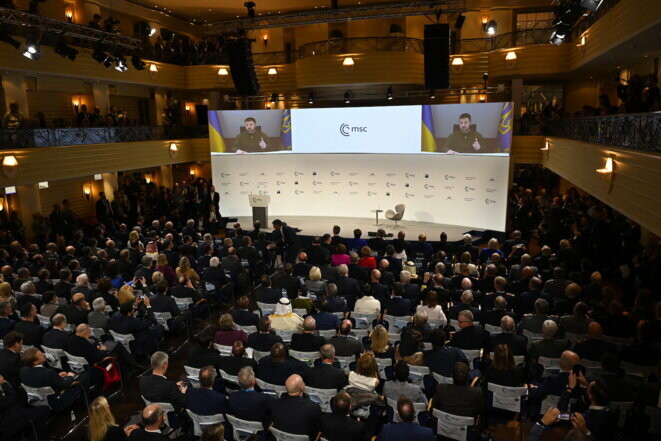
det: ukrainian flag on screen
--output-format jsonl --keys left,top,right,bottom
{"left": 280, "top": 109, "right": 292, "bottom": 149}
{"left": 497, "top": 102, "right": 513, "bottom": 152}
{"left": 208, "top": 111, "right": 227, "bottom": 153}
{"left": 421, "top": 105, "right": 437, "bottom": 152}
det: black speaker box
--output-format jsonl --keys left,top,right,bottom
{"left": 424, "top": 24, "right": 450, "bottom": 90}
{"left": 226, "top": 38, "right": 260, "bottom": 96}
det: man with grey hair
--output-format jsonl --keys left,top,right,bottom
{"left": 336, "top": 264, "right": 360, "bottom": 308}
{"left": 491, "top": 315, "right": 528, "bottom": 356}
{"left": 528, "top": 319, "right": 570, "bottom": 361}
{"left": 228, "top": 366, "right": 275, "bottom": 425}
{"left": 448, "top": 290, "right": 481, "bottom": 323}
{"left": 70, "top": 273, "right": 91, "bottom": 300}
{"left": 270, "top": 374, "right": 322, "bottom": 440}
{"left": 303, "top": 343, "right": 347, "bottom": 390}
{"left": 185, "top": 365, "right": 228, "bottom": 416}
{"left": 139, "top": 351, "right": 187, "bottom": 411}
{"left": 17, "top": 281, "right": 43, "bottom": 310}
{"left": 291, "top": 316, "right": 326, "bottom": 352}
{"left": 88, "top": 297, "right": 109, "bottom": 329}
{"left": 450, "top": 309, "right": 491, "bottom": 351}
{"left": 134, "top": 255, "right": 155, "bottom": 282}
{"left": 518, "top": 297, "right": 556, "bottom": 334}
{"left": 41, "top": 313, "right": 70, "bottom": 349}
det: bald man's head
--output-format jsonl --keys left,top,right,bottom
{"left": 142, "top": 404, "right": 164, "bottom": 428}
{"left": 285, "top": 374, "right": 304, "bottom": 396}
{"left": 339, "top": 319, "right": 352, "bottom": 335}
{"left": 303, "top": 316, "right": 316, "bottom": 333}
{"left": 559, "top": 350, "right": 580, "bottom": 371}
{"left": 71, "top": 293, "right": 85, "bottom": 304}
{"left": 587, "top": 321, "right": 603, "bottom": 340}
{"left": 500, "top": 315, "right": 515, "bottom": 333}
{"left": 75, "top": 323, "right": 90, "bottom": 337}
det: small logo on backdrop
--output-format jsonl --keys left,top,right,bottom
{"left": 405, "top": 193, "right": 415, "bottom": 198}
{"left": 486, "top": 188, "right": 497, "bottom": 193}
{"left": 424, "top": 183, "right": 435, "bottom": 189}
{"left": 349, "top": 172, "right": 359, "bottom": 176}
{"left": 332, "top": 191, "right": 339, "bottom": 195}
{"left": 465, "top": 186, "right": 475, "bottom": 192}
{"left": 368, "top": 191, "right": 377, "bottom": 196}
{"left": 239, "top": 182, "right": 249, "bottom": 186}
{"left": 424, "top": 195, "right": 435, "bottom": 199}
{"left": 276, "top": 172, "right": 285, "bottom": 176}
{"left": 224, "top": 192, "right": 230, "bottom": 195}
{"left": 405, "top": 183, "right": 410, "bottom": 188}
{"left": 464, "top": 197, "right": 475, "bottom": 202}
{"left": 445, "top": 175, "right": 455, "bottom": 180}
{"left": 240, "top": 191, "right": 249, "bottom": 195}
{"left": 406, "top": 172, "right": 416, "bottom": 178}
{"left": 386, "top": 192, "right": 391, "bottom": 196}
{"left": 340, "top": 123, "right": 367, "bottom": 136}
{"left": 331, "top": 171, "right": 340, "bottom": 176}
{"left": 295, "top": 171, "right": 303, "bottom": 176}
{"left": 221, "top": 173, "right": 231, "bottom": 177}
{"left": 489, "top": 177, "right": 496, "bottom": 182}
{"left": 368, "top": 182, "right": 377, "bottom": 186}
{"left": 221, "top": 182, "right": 230, "bottom": 186}
{"left": 313, "top": 181, "right": 322, "bottom": 186}
{"left": 349, "top": 191, "right": 358, "bottom": 195}
{"left": 239, "top": 173, "right": 249, "bottom": 176}
{"left": 386, "top": 183, "right": 395, "bottom": 188}
{"left": 446, "top": 196, "right": 453, "bottom": 200}
{"left": 258, "top": 181, "right": 267, "bottom": 185}
{"left": 444, "top": 186, "right": 455, "bottom": 190}
{"left": 465, "top": 176, "right": 476, "bottom": 181}
{"left": 277, "top": 181, "right": 286, "bottom": 186}
{"left": 485, "top": 198, "right": 496, "bottom": 204}
{"left": 260, "top": 172, "right": 266, "bottom": 176}
{"left": 349, "top": 181, "right": 358, "bottom": 186}
{"left": 386, "top": 173, "right": 396, "bottom": 177}
{"left": 277, "top": 190, "right": 281, "bottom": 194}
{"left": 295, "top": 190, "right": 304, "bottom": 195}
{"left": 369, "top": 173, "right": 375, "bottom": 176}
{"left": 425, "top": 174, "right": 430, "bottom": 179}
{"left": 294, "top": 181, "right": 298, "bottom": 185}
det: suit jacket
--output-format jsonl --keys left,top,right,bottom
{"left": 230, "top": 309, "right": 259, "bottom": 327}
{"left": 423, "top": 347, "right": 469, "bottom": 377}
{"left": 128, "top": 428, "right": 170, "bottom": 441}
{"left": 336, "top": 276, "right": 361, "bottom": 301}
{"left": 185, "top": 387, "right": 228, "bottom": 416}
{"left": 257, "top": 356, "right": 307, "bottom": 385}
{"left": 20, "top": 364, "right": 75, "bottom": 392}
{"left": 320, "top": 413, "right": 366, "bottom": 441}
{"left": 138, "top": 374, "right": 186, "bottom": 411}
{"left": 55, "top": 304, "right": 88, "bottom": 326}
{"left": 0, "top": 348, "right": 22, "bottom": 387}
{"left": 255, "top": 287, "right": 282, "bottom": 305}
{"left": 348, "top": 264, "right": 369, "bottom": 283}
{"left": 559, "top": 315, "right": 592, "bottom": 335}
{"left": 54, "top": 281, "right": 75, "bottom": 302}
{"left": 187, "top": 346, "right": 222, "bottom": 369}
{"left": 0, "top": 318, "right": 15, "bottom": 339}
{"left": 433, "top": 383, "right": 483, "bottom": 417}
{"left": 219, "top": 355, "right": 258, "bottom": 376}
{"left": 293, "top": 262, "right": 312, "bottom": 278}
{"left": 270, "top": 395, "right": 322, "bottom": 440}
{"left": 528, "top": 338, "right": 570, "bottom": 360}
{"left": 450, "top": 325, "right": 491, "bottom": 351}
{"left": 228, "top": 389, "right": 274, "bottom": 426}
{"left": 379, "top": 422, "right": 434, "bottom": 441}
{"left": 325, "top": 297, "right": 347, "bottom": 314}
{"left": 490, "top": 333, "right": 528, "bottom": 357}
{"left": 66, "top": 334, "right": 106, "bottom": 365}
{"left": 329, "top": 335, "right": 363, "bottom": 358}
{"left": 573, "top": 338, "right": 616, "bottom": 362}
{"left": 306, "top": 246, "right": 330, "bottom": 267}
{"left": 16, "top": 294, "right": 43, "bottom": 311}
{"left": 290, "top": 333, "right": 326, "bottom": 352}
{"left": 383, "top": 380, "right": 427, "bottom": 403}
{"left": 303, "top": 363, "right": 347, "bottom": 390}
{"left": 13, "top": 320, "right": 42, "bottom": 347}
{"left": 42, "top": 328, "right": 71, "bottom": 349}
{"left": 518, "top": 313, "right": 556, "bottom": 334}
{"left": 150, "top": 294, "right": 180, "bottom": 317}
{"left": 384, "top": 297, "right": 412, "bottom": 317}
{"left": 247, "top": 332, "right": 283, "bottom": 352}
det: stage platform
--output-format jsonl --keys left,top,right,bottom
{"left": 233, "top": 215, "right": 484, "bottom": 242}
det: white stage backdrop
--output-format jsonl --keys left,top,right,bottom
{"left": 211, "top": 153, "right": 509, "bottom": 231}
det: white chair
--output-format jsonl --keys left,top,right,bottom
{"left": 351, "top": 329, "right": 369, "bottom": 339}
{"left": 109, "top": 330, "right": 135, "bottom": 353}
{"left": 582, "top": 359, "right": 602, "bottom": 377}
{"left": 226, "top": 414, "right": 264, "bottom": 441}
{"left": 21, "top": 344, "right": 34, "bottom": 355}
{"left": 611, "top": 401, "right": 633, "bottom": 428}
{"left": 236, "top": 325, "right": 257, "bottom": 334}
{"left": 305, "top": 386, "right": 336, "bottom": 412}
{"left": 385, "top": 204, "right": 405, "bottom": 227}
{"left": 484, "top": 324, "right": 501, "bottom": 334}
{"left": 449, "top": 319, "right": 459, "bottom": 329}
{"left": 331, "top": 312, "right": 345, "bottom": 319}
{"left": 350, "top": 312, "right": 377, "bottom": 329}
{"left": 621, "top": 361, "right": 656, "bottom": 380}
{"left": 42, "top": 345, "right": 66, "bottom": 370}
{"left": 408, "top": 365, "right": 430, "bottom": 386}
{"left": 90, "top": 327, "right": 105, "bottom": 339}
{"left": 428, "top": 319, "right": 445, "bottom": 329}
{"left": 274, "top": 329, "right": 296, "bottom": 343}
{"left": 432, "top": 371, "right": 453, "bottom": 385}
{"left": 255, "top": 378, "right": 287, "bottom": 396}
{"left": 487, "top": 384, "right": 528, "bottom": 413}
{"left": 63, "top": 352, "right": 89, "bottom": 374}
{"left": 289, "top": 350, "right": 318, "bottom": 367}
{"left": 522, "top": 329, "right": 544, "bottom": 343}
{"left": 214, "top": 343, "right": 233, "bottom": 356}
{"left": 270, "top": 426, "right": 310, "bottom": 441}
{"left": 460, "top": 349, "right": 481, "bottom": 361}
{"left": 141, "top": 397, "right": 176, "bottom": 427}
{"left": 184, "top": 366, "right": 200, "bottom": 387}
{"left": 317, "top": 329, "right": 336, "bottom": 339}
{"left": 335, "top": 355, "right": 356, "bottom": 373}
{"left": 293, "top": 308, "right": 308, "bottom": 316}
{"left": 540, "top": 394, "right": 560, "bottom": 415}
{"left": 538, "top": 357, "right": 561, "bottom": 377}
{"left": 186, "top": 409, "right": 225, "bottom": 437}
{"left": 423, "top": 342, "right": 432, "bottom": 351}
{"left": 220, "top": 369, "right": 239, "bottom": 387}
{"left": 252, "top": 350, "right": 270, "bottom": 362}
{"left": 432, "top": 408, "right": 475, "bottom": 441}
{"left": 153, "top": 312, "right": 172, "bottom": 331}
{"left": 22, "top": 384, "right": 55, "bottom": 407}
{"left": 564, "top": 332, "right": 585, "bottom": 346}
{"left": 383, "top": 315, "right": 411, "bottom": 332}
{"left": 386, "top": 397, "right": 427, "bottom": 423}
{"left": 36, "top": 314, "right": 51, "bottom": 328}
{"left": 174, "top": 297, "right": 194, "bottom": 311}
{"left": 257, "top": 302, "right": 277, "bottom": 316}
{"left": 388, "top": 332, "right": 402, "bottom": 344}
{"left": 375, "top": 357, "right": 392, "bottom": 380}
{"left": 602, "top": 335, "right": 634, "bottom": 348}
{"left": 488, "top": 352, "right": 524, "bottom": 365}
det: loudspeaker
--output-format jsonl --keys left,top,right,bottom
{"left": 424, "top": 24, "right": 450, "bottom": 90}
{"left": 226, "top": 38, "right": 260, "bottom": 96}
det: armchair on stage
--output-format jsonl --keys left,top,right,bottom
{"left": 249, "top": 194, "right": 271, "bottom": 225}
{"left": 385, "top": 204, "right": 406, "bottom": 227}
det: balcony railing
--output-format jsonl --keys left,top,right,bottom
{"left": 299, "top": 37, "right": 424, "bottom": 58}
{"left": 0, "top": 125, "right": 208, "bottom": 149}
{"left": 543, "top": 112, "right": 661, "bottom": 153}
{"left": 453, "top": 28, "right": 556, "bottom": 54}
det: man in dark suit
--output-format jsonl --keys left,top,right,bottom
{"left": 255, "top": 275, "right": 283, "bottom": 305}
{"left": 228, "top": 366, "right": 274, "bottom": 427}
{"left": 257, "top": 343, "right": 307, "bottom": 385}
{"left": 271, "top": 219, "right": 301, "bottom": 264}
{"left": 13, "top": 303, "right": 42, "bottom": 347}
{"left": 322, "top": 285, "right": 346, "bottom": 316}
{"left": 269, "top": 374, "right": 322, "bottom": 440}
{"left": 126, "top": 404, "right": 174, "bottom": 441}
{"left": 515, "top": 277, "right": 543, "bottom": 316}
{"left": 384, "top": 282, "right": 412, "bottom": 317}
{"left": 482, "top": 296, "right": 517, "bottom": 327}
{"left": 573, "top": 322, "right": 616, "bottom": 362}
{"left": 320, "top": 390, "right": 365, "bottom": 441}
{"left": 292, "top": 252, "right": 312, "bottom": 279}
{"left": 329, "top": 320, "right": 363, "bottom": 358}
{"left": 518, "top": 298, "right": 556, "bottom": 334}
{"left": 336, "top": 265, "right": 361, "bottom": 308}
{"left": 219, "top": 341, "right": 258, "bottom": 376}
{"left": 303, "top": 344, "right": 347, "bottom": 390}
{"left": 55, "top": 293, "right": 89, "bottom": 326}
{"left": 367, "top": 229, "right": 388, "bottom": 257}
{"left": 271, "top": 263, "right": 302, "bottom": 299}
{"left": 41, "top": 313, "right": 71, "bottom": 349}
{"left": 95, "top": 191, "right": 113, "bottom": 222}
{"left": 306, "top": 236, "right": 331, "bottom": 267}
{"left": 348, "top": 254, "right": 369, "bottom": 284}
{"left": 448, "top": 290, "right": 482, "bottom": 323}
{"left": 230, "top": 296, "right": 259, "bottom": 327}
{"left": 0, "top": 371, "right": 50, "bottom": 440}
{"left": 384, "top": 245, "right": 404, "bottom": 278}
{"left": 0, "top": 331, "right": 23, "bottom": 388}
{"left": 109, "top": 302, "right": 164, "bottom": 355}
{"left": 379, "top": 396, "right": 434, "bottom": 441}
{"left": 54, "top": 269, "right": 75, "bottom": 302}
{"left": 149, "top": 280, "right": 183, "bottom": 330}
{"left": 528, "top": 320, "right": 570, "bottom": 361}
{"left": 221, "top": 247, "right": 242, "bottom": 278}
{"left": 368, "top": 269, "right": 389, "bottom": 304}
{"left": 187, "top": 331, "right": 222, "bottom": 370}
{"left": 139, "top": 351, "right": 187, "bottom": 412}
{"left": 433, "top": 361, "right": 483, "bottom": 417}
{"left": 530, "top": 351, "right": 580, "bottom": 411}
{"left": 424, "top": 328, "right": 469, "bottom": 378}
{"left": 449, "top": 310, "right": 491, "bottom": 352}
{"left": 490, "top": 316, "right": 528, "bottom": 356}
{"left": 185, "top": 366, "right": 228, "bottom": 416}
{"left": 291, "top": 317, "right": 326, "bottom": 352}
{"left": 456, "top": 234, "right": 479, "bottom": 263}
{"left": 247, "top": 317, "right": 283, "bottom": 352}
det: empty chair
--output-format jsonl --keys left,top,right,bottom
{"left": 375, "top": 357, "right": 393, "bottom": 380}
{"left": 432, "top": 372, "right": 453, "bottom": 385}
{"left": 385, "top": 204, "right": 406, "bottom": 227}
{"left": 186, "top": 409, "right": 225, "bottom": 436}
{"left": 270, "top": 426, "right": 311, "bottom": 441}
{"left": 350, "top": 312, "right": 377, "bottom": 330}
{"left": 153, "top": 312, "right": 172, "bottom": 331}
{"left": 226, "top": 414, "right": 264, "bottom": 441}
{"left": 487, "top": 384, "right": 528, "bottom": 413}
{"left": 289, "top": 350, "right": 318, "bottom": 367}
{"left": 63, "top": 352, "right": 88, "bottom": 374}
{"left": 305, "top": 386, "right": 336, "bottom": 412}
{"left": 109, "top": 330, "right": 135, "bottom": 353}
{"left": 432, "top": 408, "right": 475, "bottom": 441}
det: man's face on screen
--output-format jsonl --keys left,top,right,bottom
{"left": 458, "top": 117, "right": 471, "bottom": 133}
{"left": 245, "top": 120, "right": 256, "bottom": 133}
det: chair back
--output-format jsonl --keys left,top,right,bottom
{"left": 317, "top": 329, "right": 336, "bottom": 339}
{"left": 538, "top": 356, "right": 561, "bottom": 376}
{"left": 219, "top": 369, "right": 239, "bottom": 386}
{"left": 214, "top": 343, "right": 233, "bottom": 356}
{"left": 460, "top": 349, "right": 481, "bottom": 361}
{"left": 109, "top": 330, "right": 135, "bottom": 353}
{"left": 432, "top": 408, "right": 475, "bottom": 441}
{"left": 90, "top": 327, "right": 105, "bottom": 339}
{"left": 449, "top": 319, "right": 459, "bottom": 329}
{"left": 184, "top": 366, "right": 200, "bottom": 386}
{"left": 350, "top": 312, "right": 377, "bottom": 329}
{"left": 428, "top": 319, "right": 444, "bottom": 329}
{"left": 274, "top": 329, "right": 296, "bottom": 343}
{"left": 63, "top": 351, "right": 89, "bottom": 373}
{"left": 269, "top": 426, "right": 311, "bottom": 441}
{"left": 153, "top": 312, "right": 172, "bottom": 331}
{"left": 351, "top": 328, "right": 369, "bottom": 339}
{"left": 394, "top": 204, "right": 406, "bottom": 215}
{"left": 540, "top": 394, "right": 560, "bottom": 415}
{"left": 36, "top": 314, "right": 51, "bottom": 328}
{"left": 21, "top": 384, "right": 55, "bottom": 407}
{"left": 257, "top": 302, "right": 276, "bottom": 316}
{"left": 186, "top": 409, "right": 225, "bottom": 437}
{"left": 141, "top": 396, "right": 175, "bottom": 426}
{"left": 255, "top": 378, "right": 287, "bottom": 396}
{"left": 484, "top": 324, "right": 501, "bottom": 334}
{"left": 236, "top": 325, "right": 257, "bottom": 334}
{"left": 42, "top": 345, "right": 66, "bottom": 370}
{"left": 174, "top": 297, "right": 193, "bottom": 310}
{"left": 383, "top": 315, "right": 410, "bottom": 332}
{"left": 252, "top": 349, "right": 269, "bottom": 361}
{"left": 564, "top": 332, "right": 585, "bottom": 346}
{"left": 611, "top": 401, "right": 633, "bottom": 428}
{"left": 335, "top": 355, "right": 356, "bottom": 371}
{"left": 487, "top": 384, "right": 528, "bottom": 413}
{"left": 226, "top": 414, "right": 264, "bottom": 441}
{"left": 432, "top": 372, "right": 453, "bottom": 384}
{"left": 289, "top": 350, "right": 319, "bottom": 367}
{"left": 522, "top": 329, "right": 543, "bottom": 343}
{"left": 305, "top": 386, "right": 336, "bottom": 412}
{"left": 602, "top": 335, "right": 634, "bottom": 348}
{"left": 375, "top": 357, "right": 392, "bottom": 380}
{"left": 21, "top": 344, "right": 34, "bottom": 355}
{"left": 407, "top": 364, "right": 431, "bottom": 385}
{"left": 620, "top": 361, "right": 656, "bottom": 380}
{"left": 644, "top": 406, "right": 661, "bottom": 434}
{"left": 293, "top": 308, "right": 308, "bottom": 316}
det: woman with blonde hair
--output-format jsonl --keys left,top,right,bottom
{"left": 176, "top": 256, "right": 200, "bottom": 286}
{"left": 348, "top": 352, "right": 379, "bottom": 392}
{"left": 304, "top": 266, "right": 326, "bottom": 295}
{"left": 118, "top": 284, "right": 135, "bottom": 305}
{"left": 370, "top": 324, "right": 394, "bottom": 359}
{"left": 89, "top": 396, "right": 137, "bottom": 441}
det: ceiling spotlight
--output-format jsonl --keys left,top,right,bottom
{"left": 484, "top": 20, "right": 497, "bottom": 36}
{"left": 308, "top": 92, "right": 314, "bottom": 104}
{"left": 344, "top": 90, "right": 352, "bottom": 104}
{"left": 149, "top": 26, "right": 157, "bottom": 37}
{"left": 54, "top": 37, "right": 78, "bottom": 61}
{"left": 131, "top": 54, "right": 146, "bottom": 70}
{"left": 581, "top": 0, "right": 604, "bottom": 11}
{"left": 23, "top": 43, "right": 41, "bottom": 60}
{"left": 244, "top": 1, "right": 256, "bottom": 18}
{"left": 270, "top": 92, "right": 278, "bottom": 103}
{"left": 550, "top": 29, "right": 567, "bottom": 45}
{"left": 386, "top": 86, "right": 393, "bottom": 100}
{"left": 430, "top": 90, "right": 436, "bottom": 99}
{"left": 114, "top": 54, "right": 128, "bottom": 72}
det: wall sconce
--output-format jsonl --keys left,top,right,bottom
{"left": 596, "top": 157, "right": 614, "bottom": 174}
{"left": 217, "top": 67, "right": 229, "bottom": 82}
{"left": 267, "top": 67, "right": 278, "bottom": 82}
{"left": 505, "top": 51, "right": 517, "bottom": 68}
{"left": 2, "top": 155, "right": 18, "bottom": 178}
{"left": 189, "top": 168, "right": 195, "bottom": 177}
{"left": 576, "top": 35, "right": 586, "bottom": 47}
{"left": 484, "top": 20, "right": 497, "bottom": 36}
{"left": 169, "top": 142, "right": 178, "bottom": 158}
{"left": 71, "top": 96, "right": 80, "bottom": 111}
{"left": 0, "top": 196, "right": 4, "bottom": 212}
{"left": 262, "top": 33, "right": 269, "bottom": 46}
{"left": 540, "top": 140, "right": 550, "bottom": 151}
{"left": 83, "top": 184, "right": 92, "bottom": 201}
{"left": 65, "top": 7, "right": 73, "bottom": 23}
{"left": 38, "top": 181, "right": 49, "bottom": 189}
{"left": 479, "top": 94, "right": 487, "bottom": 103}
{"left": 148, "top": 63, "right": 158, "bottom": 79}
{"left": 145, "top": 173, "right": 152, "bottom": 184}
{"left": 451, "top": 57, "right": 464, "bottom": 73}
{"left": 342, "top": 57, "right": 355, "bottom": 73}
{"left": 185, "top": 104, "right": 191, "bottom": 115}
{"left": 481, "top": 15, "right": 489, "bottom": 26}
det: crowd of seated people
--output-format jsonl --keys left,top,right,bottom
{"left": 0, "top": 165, "right": 658, "bottom": 440}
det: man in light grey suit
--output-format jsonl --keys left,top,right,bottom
{"left": 383, "top": 361, "right": 428, "bottom": 404}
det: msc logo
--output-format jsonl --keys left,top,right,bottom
{"left": 221, "top": 172, "right": 231, "bottom": 177}
{"left": 349, "top": 181, "right": 358, "bottom": 186}
{"left": 485, "top": 198, "right": 496, "bottom": 204}
{"left": 239, "top": 182, "right": 249, "bottom": 186}
{"left": 295, "top": 171, "right": 303, "bottom": 176}
{"left": 406, "top": 172, "right": 416, "bottom": 179}
{"left": 386, "top": 182, "right": 395, "bottom": 188}
{"left": 368, "top": 191, "right": 377, "bottom": 196}
{"left": 295, "top": 190, "right": 304, "bottom": 195}
{"left": 445, "top": 175, "right": 455, "bottom": 180}
{"left": 331, "top": 171, "right": 340, "bottom": 176}
{"left": 424, "top": 183, "right": 435, "bottom": 189}
{"left": 276, "top": 181, "right": 286, "bottom": 186}
{"left": 405, "top": 193, "right": 415, "bottom": 198}
{"left": 340, "top": 123, "right": 367, "bottom": 136}
{"left": 465, "top": 186, "right": 475, "bottom": 192}
{"left": 313, "top": 181, "right": 322, "bottom": 186}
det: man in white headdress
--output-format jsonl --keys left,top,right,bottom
{"left": 269, "top": 297, "right": 304, "bottom": 331}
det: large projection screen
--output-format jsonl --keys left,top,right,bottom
{"left": 209, "top": 103, "right": 512, "bottom": 231}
